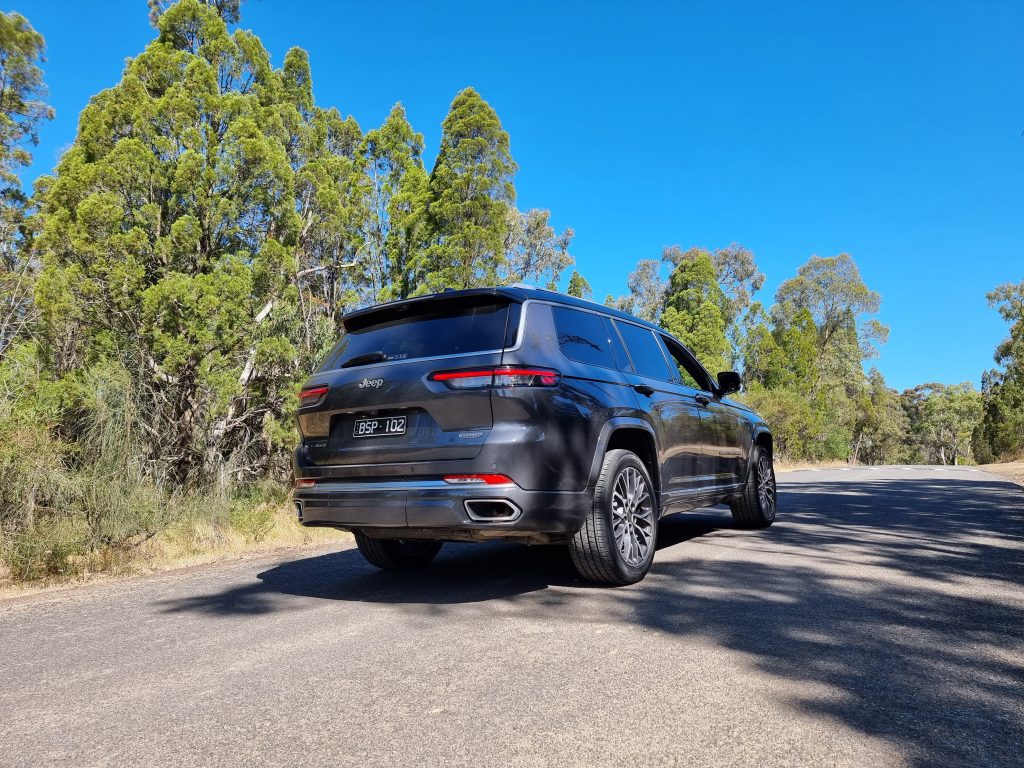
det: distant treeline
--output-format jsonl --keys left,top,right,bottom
{"left": 0, "top": 0, "right": 1020, "bottom": 578}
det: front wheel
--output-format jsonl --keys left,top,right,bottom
{"left": 730, "top": 446, "right": 777, "bottom": 528}
{"left": 569, "top": 449, "right": 659, "bottom": 585}
{"left": 353, "top": 532, "right": 442, "bottom": 570}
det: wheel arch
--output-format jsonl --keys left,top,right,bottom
{"left": 754, "top": 427, "right": 773, "bottom": 458}
{"left": 746, "top": 426, "right": 774, "bottom": 481}
{"left": 589, "top": 418, "right": 661, "bottom": 496}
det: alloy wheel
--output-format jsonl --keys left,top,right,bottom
{"left": 757, "top": 454, "right": 776, "bottom": 520}
{"left": 611, "top": 466, "right": 655, "bottom": 567}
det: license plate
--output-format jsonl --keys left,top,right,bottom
{"left": 353, "top": 416, "right": 406, "bottom": 438}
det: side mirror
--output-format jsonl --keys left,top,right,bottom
{"left": 716, "top": 371, "right": 742, "bottom": 395}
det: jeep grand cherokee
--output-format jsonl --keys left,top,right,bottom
{"left": 293, "top": 286, "right": 776, "bottom": 585}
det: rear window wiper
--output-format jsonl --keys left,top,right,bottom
{"left": 340, "top": 351, "right": 388, "bottom": 368}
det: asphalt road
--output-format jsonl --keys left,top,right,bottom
{"left": 2, "top": 467, "right": 1023, "bottom": 768}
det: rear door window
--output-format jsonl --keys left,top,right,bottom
{"left": 318, "top": 298, "right": 514, "bottom": 372}
{"left": 552, "top": 307, "right": 617, "bottom": 369}
{"left": 614, "top": 321, "right": 674, "bottom": 381}
{"left": 603, "top": 316, "right": 631, "bottom": 371}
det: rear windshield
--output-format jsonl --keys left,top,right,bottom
{"left": 317, "top": 297, "right": 517, "bottom": 372}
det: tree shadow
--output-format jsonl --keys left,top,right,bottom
{"left": 157, "top": 475, "right": 1024, "bottom": 767}
{"left": 159, "top": 512, "right": 726, "bottom": 617}
{"left": 628, "top": 476, "right": 1024, "bottom": 768}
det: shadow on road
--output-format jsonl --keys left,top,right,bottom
{"left": 160, "top": 513, "right": 725, "bottom": 614}
{"left": 159, "top": 476, "right": 1024, "bottom": 767}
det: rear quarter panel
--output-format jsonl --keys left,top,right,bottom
{"left": 494, "top": 301, "right": 645, "bottom": 492}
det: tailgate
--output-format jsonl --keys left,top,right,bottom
{"left": 297, "top": 293, "right": 520, "bottom": 467}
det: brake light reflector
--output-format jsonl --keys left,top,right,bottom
{"left": 295, "top": 479, "right": 317, "bottom": 489}
{"left": 299, "top": 385, "right": 329, "bottom": 402}
{"left": 443, "top": 474, "right": 515, "bottom": 485}
{"left": 429, "top": 367, "right": 560, "bottom": 389}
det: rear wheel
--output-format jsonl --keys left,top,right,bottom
{"left": 353, "top": 532, "right": 442, "bottom": 570}
{"left": 730, "top": 446, "right": 777, "bottom": 528}
{"left": 569, "top": 449, "right": 658, "bottom": 586}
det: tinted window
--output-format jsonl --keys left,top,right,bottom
{"left": 552, "top": 307, "right": 616, "bottom": 368}
{"left": 661, "top": 336, "right": 712, "bottom": 391}
{"left": 603, "top": 316, "right": 631, "bottom": 371}
{"left": 318, "top": 299, "right": 512, "bottom": 371}
{"left": 615, "top": 322, "right": 673, "bottom": 381}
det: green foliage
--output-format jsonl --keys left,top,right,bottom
{"left": 228, "top": 502, "right": 274, "bottom": 542}
{"left": 566, "top": 270, "right": 592, "bottom": 299}
{"left": 853, "top": 369, "right": 912, "bottom": 465}
{"left": 5, "top": 515, "right": 89, "bottom": 581}
{"left": 0, "top": 11, "right": 54, "bottom": 359}
{"left": 148, "top": 0, "right": 242, "bottom": 25}
{"left": 660, "top": 251, "right": 732, "bottom": 374}
{"left": 0, "top": 2, "right": 581, "bottom": 582}
{"left": 742, "top": 383, "right": 851, "bottom": 462}
{"left": 0, "top": 12, "right": 52, "bottom": 187}
{"left": 974, "top": 281, "right": 1024, "bottom": 462}
{"left": 615, "top": 259, "right": 664, "bottom": 321}
{"left": 902, "top": 383, "right": 983, "bottom": 465}
{"left": 422, "top": 88, "right": 517, "bottom": 292}
{"left": 33, "top": 0, "right": 331, "bottom": 484}
{"left": 663, "top": 244, "right": 764, "bottom": 330}
{"left": 775, "top": 253, "right": 888, "bottom": 361}
{"left": 362, "top": 103, "right": 424, "bottom": 301}
{"left": 734, "top": 252, "right": 906, "bottom": 463}
{"left": 502, "top": 208, "right": 573, "bottom": 288}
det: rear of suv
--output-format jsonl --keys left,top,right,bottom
{"left": 293, "top": 286, "right": 776, "bottom": 585}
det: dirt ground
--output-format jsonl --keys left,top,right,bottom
{"left": 980, "top": 461, "right": 1024, "bottom": 487}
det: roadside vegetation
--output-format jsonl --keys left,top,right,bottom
{"left": 0, "top": 0, "right": 1020, "bottom": 585}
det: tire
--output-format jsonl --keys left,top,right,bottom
{"left": 730, "top": 446, "right": 777, "bottom": 529}
{"left": 353, "top": 532, "right": 442, "bottom": 570}
{"left": 569, "top": 449, "right": 659, "bottom": 586}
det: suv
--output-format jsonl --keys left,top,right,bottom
{"left": 293, "top": 286, "right": 776, "bottom": 585}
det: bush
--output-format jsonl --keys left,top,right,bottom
{"left": 228, "top": 503, "right": 275, "bottom": 543}
{"left": 3, "top": 516, "right": 90, "bottom": 581}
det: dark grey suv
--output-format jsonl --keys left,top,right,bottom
{"left": 293, "top": 286, "right": 776, "bottom": 585}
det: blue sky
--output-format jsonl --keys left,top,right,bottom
{"left": 17, "top": 0, "right": 1024, "bottom": 390}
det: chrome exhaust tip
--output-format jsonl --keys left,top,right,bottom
{"left": 464, "top": 499, "right": 521, "bottom": 522}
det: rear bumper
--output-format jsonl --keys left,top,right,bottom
{"left": 294, "top": 479, "right": 591, "bottom": 539}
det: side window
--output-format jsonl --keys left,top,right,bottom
{"left": 603, "top": 316, "right": 631, "bottom": 371}
{"left": 661, "top": 336, "right": 712, "bottom": 391}
{"left": 614, "top": 322, "right": 674, "bottom": 381}
{"left": 552, "top": 307, "right": 616, "bottom": 369}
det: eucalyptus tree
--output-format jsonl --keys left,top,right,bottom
{"left": 615, "top": 259, "right": 664, "bottom": 321}
{"left": 503, "top": 208, "right": 573, "bottom": 288}
{"left": 903, "top": 383, "right": 983, "bottom": 465}
{"left": 974, "top": 280, "right": 1024, "bottom": 461}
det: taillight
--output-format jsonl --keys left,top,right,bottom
{"left": 295, "top": 479, "right": 317, "bottom": 489}
{"left": 443, "top": 474, "right": 515, "bottom": 485}
{"left": 298, "top": 385, "right": 329, "bottom": 404}
{"left": 429, "top": 367, "right": 560, "bottom": 389}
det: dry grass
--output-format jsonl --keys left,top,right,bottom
{"left": 774, "top": 459, "right": 852, "bottom": 473}
{"left": 979, "top": 461, "right": 1024, "bottom": 487}
{"left": 0, "top": 504, "right": 346, "bottom": 599}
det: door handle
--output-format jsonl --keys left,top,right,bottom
{"left": 633, "top": 384, "right": 655, "bottom": 396}
{"left": 695, "top": 393, "right": 711, "bottom": 406}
